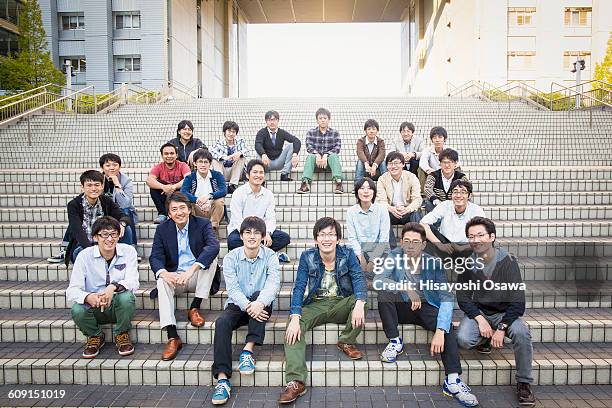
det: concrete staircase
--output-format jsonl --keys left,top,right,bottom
{"left": 0, "top": 97, "right": 610, "bottom": 387}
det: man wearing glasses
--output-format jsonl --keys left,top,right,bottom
{"left": 456, "top": 217, "right": 535, "bottom": 406}
{"left": 376, "top": 152, "right": 423, "bottom": 247}
{"left": 420, "top": 179, "right": 485, "bottom": 245}
{"left": 67, "top": 216, "right": 139, "bottom": 359}
{"left": 180, "top": 148, "right": 227, "bottom": 236}
{"left": 278, "top": 217, "right": 368, "bottom": 404}
{"left": 210, "top": 216, "right": 281, "bottom": 405}
{"left": 423, "top": 149, "right": 469, "bottom": 213}
{"left": 373, "top": 222, "right": 479, "bottom": 407}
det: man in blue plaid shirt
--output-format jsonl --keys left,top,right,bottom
{"left": 297, "top": 108, "right": 344, "bottom": 194}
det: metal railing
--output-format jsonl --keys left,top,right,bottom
{"left": 168, "top": 80, "right": 200, "bottom": 99}
{"left": 448, "top": 79, "right": 611, "bottom": 116}
{"left": 126, "top": 83, "right": 166, "bottom": 104}
{"left": 549, "top": 80, "right": 612, "bottom": 111}
{"left": 0, "top": 85, "right": 100, "bottom": 145}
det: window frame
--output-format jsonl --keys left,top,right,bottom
{"left": 115, "top": 12, "right": 141, "bottom": 30}
{"left": 61, "top": 14, "right": 85, "bottom": 30}
{"left": 115, "top": 56, "right": 142, "bottom": 72}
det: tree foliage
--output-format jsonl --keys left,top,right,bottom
{"left": 593, "top": 33, "right": 612, "bottom": 91}
{"left": 0, "top": 0, "right": 64, "bottom": 91}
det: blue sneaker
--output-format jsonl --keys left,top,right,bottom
{"left": 238, "top": 350, "right": 256, "bottom": 375}
{"left": 380, "top": 338, "right": 403, "bottom": 363}
{"left": 277, "top": 252, "right": 291, "bottom": 263}
{"left": 211, "top": 379, "right": 231, "bottom": 405}
{"left": 443, "top": 377, "right": 479, "bottom": 407}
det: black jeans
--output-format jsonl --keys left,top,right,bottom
{"left": 150, "top": 188, "right": 167, "bottom": 216}
{"left": 212, "top": 291, "right": 273, "bottom": 379}
{"left": 377, "top": 291, "right": 462, "bottom": 375}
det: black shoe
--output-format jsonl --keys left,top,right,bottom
{"left": 280, "top": 173, "right": 293, "bottom": 182}
{"left": 476, "top": 340, "right": 491, "bottom": 354}
{"left": 228, "top": 184, "right": 238, "bottom": 194}
{"left": 517, "top": 382, "right": 535, "bottom": 406}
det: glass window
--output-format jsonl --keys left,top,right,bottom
{"left": 62, "top": 57, "right": 86, "bottom": 73}
{"left": 61, "top": 14, "right": 84, "bottom": 30}
{"left": 563, "top": 51, "right": 591, "bottom": 71}
{"left": 508, "top": 7, "right": 535, "bottom": 27}
{"left": 115, "top": 13, "right": 140, "bottom": 29}
{"left": 507, "top": 52, "right": 536, "bottom": 70}
{"left": 116, "top": 56, "right": 141, "bottom": 72}
{"left": 564, "top": 8, "right": 591, "bottom": 27}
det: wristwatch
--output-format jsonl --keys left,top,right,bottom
{"left": 497, "top": 323, "right": 508, "bottom": 332}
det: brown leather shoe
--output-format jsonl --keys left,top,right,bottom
{"left": 296, "top": 180, "right": 310, "bottom": 194}
{"left": 337, "top": 342, "right": 363, "bottom": 360}
{"left": 334, "top": 180, "right": 344, "bottom": 194}
{"left": 161, "top": 337, "right": 183, "bottom": 361}
{"left": 188, "top": 308, "right": 205, "bottom": 327}
{"left": 278, "top": 380, "right": 306, "bottom": 404}
{"left": 82, "top": 333, "right": 105, "bottom": 359}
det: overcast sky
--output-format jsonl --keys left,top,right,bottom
{"left": 247, "top": 23, "right": 402, "bottom": 97}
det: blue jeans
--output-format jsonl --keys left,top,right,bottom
{"left": 227, "top": 229, "right": 291, "bottom": 252}
{"left": 456, "top": 312, "right": 533, "bottom": 384}
{"left": 355, "top": 161, "right": 388, "bottom": 184}
{"left": 258, "top": 143, "right": 294, "bottom": 175}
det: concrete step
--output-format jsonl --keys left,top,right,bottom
{"left": 1, "top": 167, "right": 610, "bottom": 183}
{"left": 1, "top": 237, "right": 611, "bottom": 259}
{"left": 0, "top": 340, "right": 610, "bottom": 386}
{"left": 1, "top": 179, "right": 610, "bottom": 194}
{"left": 1, "top": 281, "right": 610, "bottom": 311}
{"left": 1, "top": 220, "right": 610, "bottom": 240}
{"left": 2, "top": 205, "right": 612, "bottom": 223}
{"left": 2, "top": 256, "right": 609, "bottom": 283}
{"left": 2, "top": 191, "right": 611, "bottom": 208}
{"left": 1, "top": 308, "right": 611, "bottom": 346}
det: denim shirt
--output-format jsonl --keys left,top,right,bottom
{"left": 290, "top": 245, "right": 368, "bottom": 316}
{"left": 374, "top": 248, "right": 454, "bottom": 332}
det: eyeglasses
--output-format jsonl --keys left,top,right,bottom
{"left": 440, "top": 160, "right": 456, "bottom": 165}
{"left": 98, "top": 232, "right": 119, "bottom": 239}
{"left": 388, "top": 160, "right": 404, "bottom": 167}
{"left": 468, "top": 232, "right": 490, "bottom": 240}
{"left": 451, "top": 190, "right": 469, "bottom": 195}
{"left": 402, "top": 239, "right": 424, "bottom": 244}
{"left": 195, "top": 160, "right": 210, "bottom": 165}
{"left": 317, "top": 233, "right": 337, "bottom": 240}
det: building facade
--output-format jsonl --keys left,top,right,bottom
{"left": 0, "top": 0, "right": 22, "bottom": 56}
{"left": 401, "top": 0, "right": 612, "bottom": 96}
{"left": 38, "top": 0, "right": 248, "bottom": 96}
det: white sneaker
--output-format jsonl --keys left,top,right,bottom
{"left": 47, "top": 250, "right": 65, "bottom": 263}
{"left": 443, "top": 377, "right": 479, "bottom": 407}
{"left": 380, "top": 338, "right": 403, "bottom": 363}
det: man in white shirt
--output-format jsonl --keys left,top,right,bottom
{"left": 228, "top": 159, "right": 291, "bottom": 260}
{"left": 67, "top": 216, "right": 139, "bottom": 359}
{"left": 421, "top": 180, "right": 485, "bottom": 244}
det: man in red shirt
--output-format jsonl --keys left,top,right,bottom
{"left": 147, "top": 143, "right": 191, "bottom": 224}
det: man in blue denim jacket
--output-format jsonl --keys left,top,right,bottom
{"left": 374, "top": 222, "right": 479, "bottom": 407}
{"left": 278, "top": 217, "right": 368, "bottom": 404}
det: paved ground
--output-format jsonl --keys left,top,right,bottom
{"left": 1, "top": 384, "right": 612, "bottom": 407}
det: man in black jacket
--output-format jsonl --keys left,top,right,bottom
{"left": 62, "top": 170, "right": 132, "bottom": 265}
{"left": 423, "top": 149, "right": 468, "bottom": 213}
{"left": 254, "top": 110, "right": 301, "bottom": 181}
{"left": 456, "top": 216, "right": 535, "bottom": 406}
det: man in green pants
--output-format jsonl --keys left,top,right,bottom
{"left": 278, "top": 217, "right": 368, "bottom": 404}
{"left": 297, "top": 108, "right": 345, "bottom": 194}
{"left": 66, "top": 216, "right": 139, "bottom": 359}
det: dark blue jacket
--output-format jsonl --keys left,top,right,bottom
{"left": 180, "top": 169, "right": 227, "bottom": 201}
{"left": 290, "top": 245, "right": 368, "bottom": 315}
{"left": 149, "top": 215, "right": 220, "bottom": 278}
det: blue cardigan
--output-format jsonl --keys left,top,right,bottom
{"left": 180, "top": 169, "right": 227, "bottom": 201}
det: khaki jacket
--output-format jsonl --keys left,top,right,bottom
{"left": 376, "top": 170, "right": 423, "bottom": 213}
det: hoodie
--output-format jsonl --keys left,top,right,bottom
{"left": 456, "top": 247, "right": 526, "bottom": 327}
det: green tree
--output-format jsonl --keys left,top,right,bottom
{"left": 593, "top": 32, "right": 612, "bottom": 91}
{"left": 0, "top": 0, "right": 64, "bottom": 91}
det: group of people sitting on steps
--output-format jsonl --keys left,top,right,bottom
{"left": 57, "top": 107, "right": 535, "bottom": 407}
